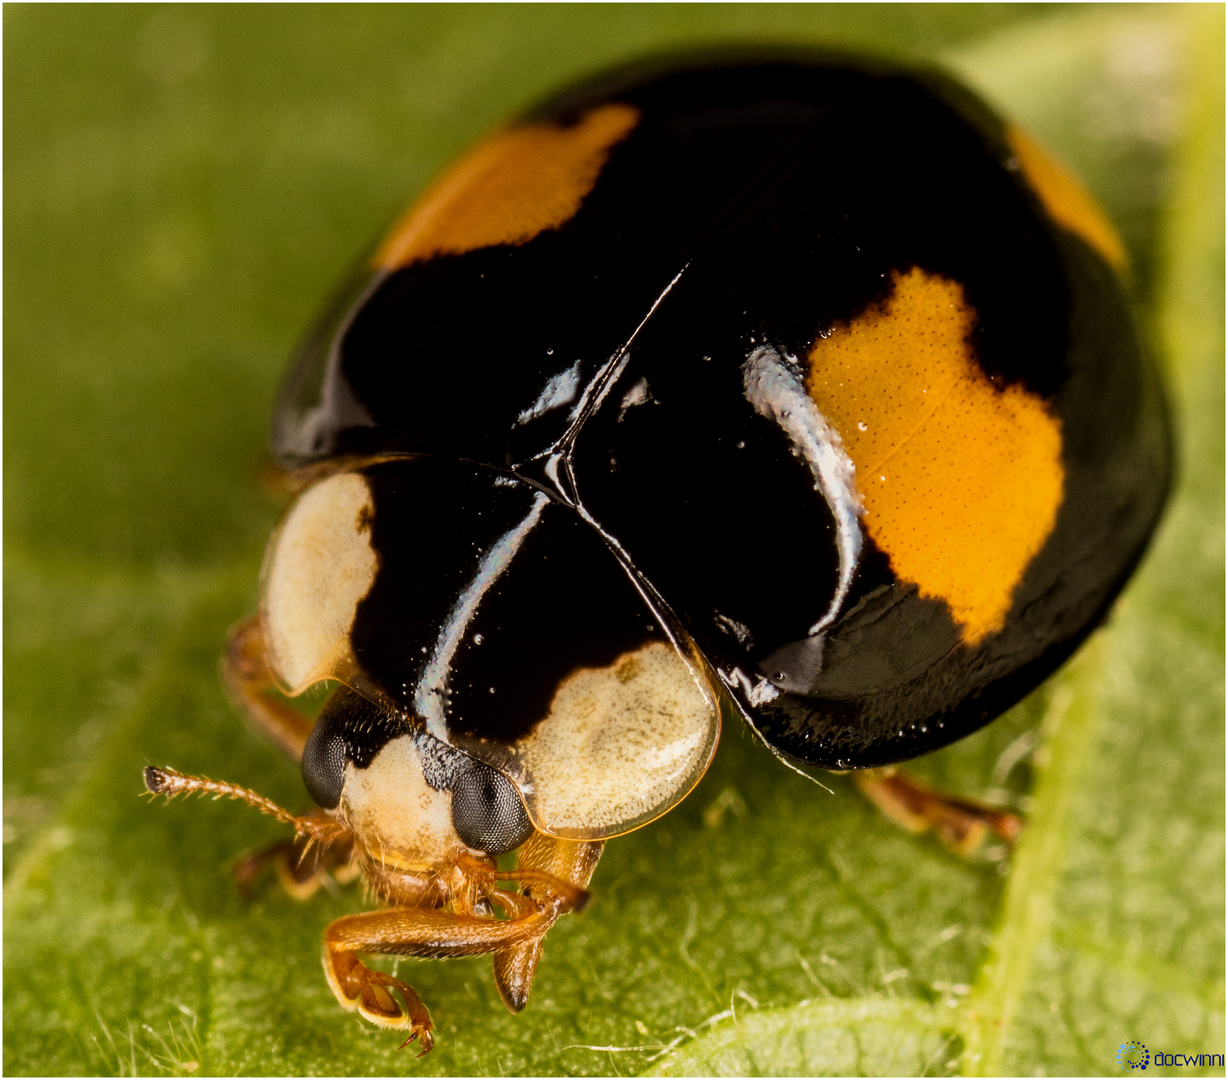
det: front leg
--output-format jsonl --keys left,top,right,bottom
{"left": 322, "top": 903, "right": 563, "bottom": 1053}
{"left": 325, "top": 949, "right": 436, "bottom": 1054}
{"left": 487, "top": 834, "right": 605, "bottom": 1012}
{"left": 221, "top": 615, "right": 314, "bottom": 763}
{"left": 233, "top": 828, "right": 358, "bottom": 900}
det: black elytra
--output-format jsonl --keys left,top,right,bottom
{"left": 276, "top": 53, "right": 1170, "bottom": 780}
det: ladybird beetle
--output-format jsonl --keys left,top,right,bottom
{"left": 145, "top": 53, "right": 1169, "bottom": 1053}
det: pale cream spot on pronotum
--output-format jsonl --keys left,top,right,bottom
{"left": 520, "top": 642, "right": 719, "bottom": 838}
{"left": 341, "top": 737, "right": 467, "bottom": 870}
{"left": 261, "top": 471, "right": 378, "bottom": 694}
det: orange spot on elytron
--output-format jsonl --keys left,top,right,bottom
{"left": 1007, "top": 125, "right": 1128, "bottom": 273}
{"left": 806, "top": 267, "right": 1064, "bottom": 644}
{"left": 374, "top": 103, "right": 640, "bottom": 270}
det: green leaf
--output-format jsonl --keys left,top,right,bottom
{"left": 5, "top": 7, "right": 1222, "bottom": 1077}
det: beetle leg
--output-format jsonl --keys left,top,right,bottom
{"left": 456, "top": 849, "right": 595, "bottom": 913}
{"left": 482, "top": 834, "right": 605, "bottom": 1012}
{"left": 233, "top": 838, "right": 301, "bottom": 899}
{"left": 322, "top": 902, "right": 564, "bottom": 1052}
{"left": 487, "top": 889, "right": 545, "bottom": 1013}
{"left": 325, "top": 947, "right": 435, "bottom": 1055}
{"left": 493, "top": 936, "right": 544, "bottom": 1014}
{"left": 221, "top": 614, "right": 314, "bottom": 762}
{"left": 233, "top": 829, "right": 357, "bottom": 900}
{"left": 853, "top": 768, "right": 1021, "bottom": 856}
{"left": 516, "top": 832, "right": 605, "bottom": 896}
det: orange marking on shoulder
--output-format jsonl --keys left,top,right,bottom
{"left": 1007, "top": 124, "right": 1129, "bottom": 273}
{"left": 806, "top": 267, "right": 1064, "bottom": 644}
{"left": 374, "top": 103, "right": 640, "bottom": 270}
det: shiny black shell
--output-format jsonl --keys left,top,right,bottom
{"left": 272, "top": 55, "right": 1169, "bottom": 771}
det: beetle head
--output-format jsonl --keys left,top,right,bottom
{"left": 302, "top": 684, "right": 534, "bottom": 868}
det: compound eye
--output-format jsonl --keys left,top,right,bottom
{"left": 451, "top": 761, "right": 534, "bottom": 854}
{"left": 302, "top": 706, "right": 347, "bottom": 810}
{"left": 302, "top": 686, "right": 406, "bottom": 810}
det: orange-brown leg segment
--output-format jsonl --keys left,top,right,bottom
{"left": 233, "top": 829, "right": 357, "bottom": 900}
{"left": 493, "top": 936, "right": 544, "bottom": 1014}
{"left": 489, "top": 834, "right": 605, "bottom": 1013}
{"left": 221, "top": 615, "right": 313, "bottom": 763}
{"left": 854, "top": 768, "right": 1021, "bottom": 856}
{"left": 484, "top": 886, "right": 546, "bottom": 1013}
{"left": 326, "top": 949, "right": 436, "bottom": 1054}
{"left": 323, "top": 903, "right": 565, "bottom": 1053}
